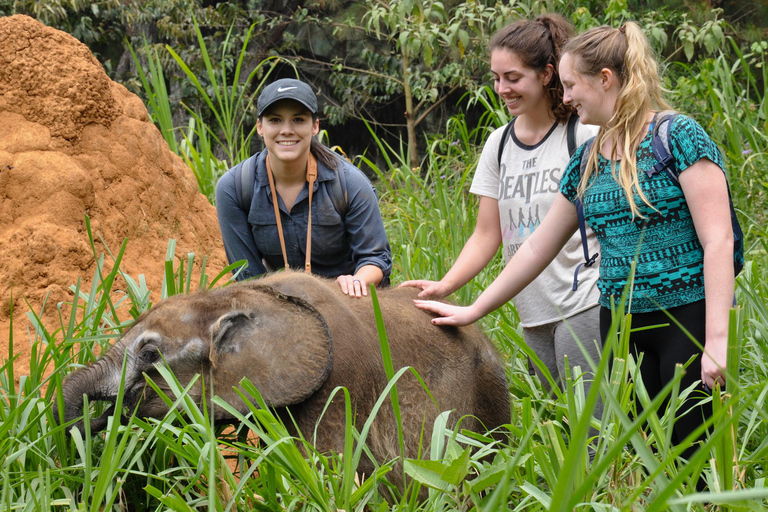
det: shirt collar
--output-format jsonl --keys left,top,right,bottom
{"left": 254, "top": 149, "right": 337, "bottom": 188}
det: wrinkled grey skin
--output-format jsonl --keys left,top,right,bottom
{"left": 56, "top": 272, "right": 510, "bottom": 476}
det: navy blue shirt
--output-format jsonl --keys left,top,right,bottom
{"left": 216, "top": 150, "right": 392, "bottom": 283}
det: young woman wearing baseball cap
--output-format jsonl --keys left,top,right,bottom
{"left": 215, "top": 78, "right": 392, "bottom": 297}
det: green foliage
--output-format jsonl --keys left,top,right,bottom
{"left": 120, "top": 0, "right": 248, "bottom": 44}
{"left": 128, "top": 40, "right": 178, "bottom": 153}
{"left": 165, "top": 19, "right": 280, "bottom": 166}
{"left": 129, "top": 18, "right": 287, "bottom": 202}
{"left": 674, "top": 9, "right": 727, "bottom": 61}
{"left": 8, "top": 0, "right": 767, "bottom": 173}
{"left": 322, "top": 0, "right": 524, "bottom": 168}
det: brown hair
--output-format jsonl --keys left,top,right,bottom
{"left": 489, "top": 14, "right": 575, "bottom": 123}
{"left": 563, "top": 22, "right": 672, "bottom": 217}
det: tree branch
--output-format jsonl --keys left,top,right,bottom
{"left": 287, "top": 55, "right": 404, "bottom": 86}
{"left": 414, "top": 84, "right": 462, "bottom": 127}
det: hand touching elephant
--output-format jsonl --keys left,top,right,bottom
{"left": 55, "top": 271, "right": 510, "bottom": 477}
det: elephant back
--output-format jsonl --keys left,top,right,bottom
{"left": 254, "top": 272, "right": 510, "bottom": 447}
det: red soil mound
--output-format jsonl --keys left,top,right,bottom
{"left": 0, "top": 15, "right": 228, "bottom": 377}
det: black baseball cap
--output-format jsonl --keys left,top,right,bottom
{"left": 257, "top": 78, "right": 318, "bottom": 117}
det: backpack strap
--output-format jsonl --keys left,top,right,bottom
{"left": 234, "top": 152, "right": 348, "bottom": 218}
{"left": 235, "top": 155, "right": 258, "bottom": 212}
{"left": 566, "top": 113, "right": 578, "bottom": 156}
{"left": 496, "top": 120, "right": 515, "bottom": 168}
{"left": 572, "top": 136, "right": 599, "bottom": 291}
{"left": 648, "top": 111, "right": 678, "bottom": 181}
{"left": 331, "top": 164, "right": 348, "bottom": 218}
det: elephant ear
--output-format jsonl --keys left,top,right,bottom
{"left": 210, "top": 292, "right": 332, "bottom": 408}
{"left": 256, "top": 271, "right": 335, "bottom": 304}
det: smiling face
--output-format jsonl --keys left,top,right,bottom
{"left": 257, "top": 99, "right": 320, "bottom": 164}
{"left": 490, "top": 49, "right": 553, "bottom": 119}
{"left": 559, "top": 52, "right": 616, "bottom": 127}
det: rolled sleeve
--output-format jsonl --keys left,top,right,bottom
{"left": 215, "top": 168, "right": 267, "bottom": 280}
{"left": 340, "top": 162, "right": 392, "bottom": 282}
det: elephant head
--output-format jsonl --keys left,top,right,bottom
{"left": 55, "top": 282, "right": 333, "bottom": 434}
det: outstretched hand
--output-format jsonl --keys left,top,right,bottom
{"left": 413, "top": 300, "right": 480, "bottom": 326}
{"left": 399, "top": 279, "right": 450, "bottom": 299}
{"left": 337, "top": 275, "right": 368, "bottom": 298}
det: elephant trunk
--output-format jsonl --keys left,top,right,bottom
{"left": 54, "top": 349, "right": 129, "bottom": 434}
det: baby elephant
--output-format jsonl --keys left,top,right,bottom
{"left": 56, "top": 271, "right": 510, "bottom": 476}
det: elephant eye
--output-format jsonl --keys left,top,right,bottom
{"left": 139, "top": 346, "right": 160, "bottom": 363}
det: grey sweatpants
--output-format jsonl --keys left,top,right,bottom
{"left": 523, "top": 304, "right": 603, "bottom": 420}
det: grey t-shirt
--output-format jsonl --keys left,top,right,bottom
{"left": 470, "top": 119, "right": 600, "bottom": 327}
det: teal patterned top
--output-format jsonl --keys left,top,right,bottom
{"left": 560, "top": 115, "right": 724, "bottom": 313}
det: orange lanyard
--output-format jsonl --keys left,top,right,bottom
{"left": 265, "top": 153, "right": 317, "bottom": 273}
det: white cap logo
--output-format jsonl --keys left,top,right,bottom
{"left": 277, "top": 86, "right": 298, "bottom": 92}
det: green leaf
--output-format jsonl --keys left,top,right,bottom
{"left": 468, "top": 458, "right": 508, "bottom": 493}
{"left": 402, "top": 459, "right": 451, "bottom": 491}
{"left": 458, "top": 29, "right": 469, "bottom": 56}
{"left": 424, "top": 45, "right": 433, "bottom": 67}
{"left": 440, "top": 447, "right": 471, "bottom": 486}
{"left": 685, "top": 41, "right": 695, "bottom": 61}
{"left": 408, "top": 37, "right": 422, "bottom": 56}
{"left": 521, "top": 480, "right": 553, "bottom": 507}
{"left": 398, "top": 30, "right": 410, "bottom": 51}
{"left": 712, "top": 24, "right": 723, "bottom": 41}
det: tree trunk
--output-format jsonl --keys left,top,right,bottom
{"left": 402, "top": 51, "right": 420, "bottom": 170}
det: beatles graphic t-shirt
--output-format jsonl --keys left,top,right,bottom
{"left": 470, "top": 119, "right": 600, "bottom": 327}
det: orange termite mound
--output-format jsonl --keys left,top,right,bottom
{"left": 0, "top": 15, "right": 228, "bottom": 377}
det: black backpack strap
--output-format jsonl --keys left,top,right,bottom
{"left": 235, "top": 155, "right": 258, "bottom": 212}
{"left": 329, "top": 147, "right": 351, "bottom": 217}
{"left": 573, "top": 136, "right": 599, "bottom": 291}
{"left": 496, "top": 119, "right": 515, "bottom": 168}
{"left": 573, "top": 199, "right": 599, "bottom": 291}
{"left": 232, "top": 162, "right": 244, "bottom": 210}
{"left": 566, "top": 114, "right": 579, "bottom": 156}
{"left": 331, "top": 163, "right": 348, "bottom": 218}
{"left": 649, "top": 111, "right": 678, "bottom": 181}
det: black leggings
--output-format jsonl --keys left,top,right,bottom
{"left": 600, "top": 300, "right": 712, "bottom": 461}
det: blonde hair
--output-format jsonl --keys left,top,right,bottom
{"left": 563, "top": 22, "right": 672, "bottom": 218}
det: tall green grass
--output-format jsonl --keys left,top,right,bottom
{"left": 4, "top": 201, "right": 767, "bottom": 509}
